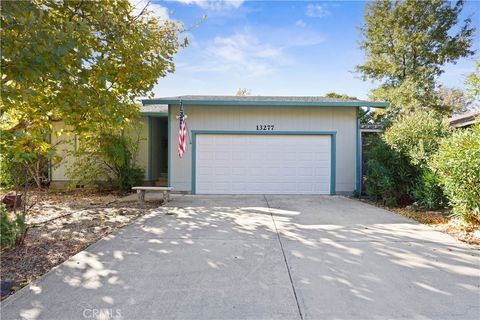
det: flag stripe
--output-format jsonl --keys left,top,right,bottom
{"left": 178, "top": 102, "right": 186, "bottom": 158}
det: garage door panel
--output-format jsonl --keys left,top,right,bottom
{"left": 297, "top": 167, "right": 315, "bottom": 176}
{"left": 214, "top": 167, "right": 229, "bottom": 175}
{"left": 213, "top": 152, "right": 229, "bottom": 160}
{"left": 312, "top": 161, "right": 328, "bottom": 169}
{"left": 198, "top": 135, "right": 214, "bottom": 145}
{"left": 231, "top": 152, "right": 248, "bottom": 160}
{"left": 314, "top": 185, "right": 330, "bottom": 193}
{"left": 282, "top": 153, "right": 298, "bottom": 161}
{"left": 213, "top": 182, "right": 229, "bottom": 192}
{"left": 297, "top": 183, "right": 315, "bottom": 192}
{"left": 214, "top": 136, "right": 230, "bottom": 145}
{"left": 197, "top": 166, "right": 214, "bottom": 176}
{"left": 314, "top": 152, "right": 330, "bottom": 161}
{"left": 231, "top": 167, "right": 247, "bottom": 175}
{"left": 264, "top": 167, "right": 282, "bottom": 176}
{"left": 198, "top": 152, "right": 214, "bottom": 161}
{"left": 297, "top": 152, "right": 315, "bottom": 161}
{"left": 196, "top": 134, "right": 331, "bottom": 194}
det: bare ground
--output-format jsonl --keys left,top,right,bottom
{"left": 0, "top": 189, "right": 161, "bottom": 299}
{"left": 357, "top": 198, "right": 480, "bottom": 248}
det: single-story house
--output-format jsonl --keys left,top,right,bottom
{"left": 51, "top": 95, "right": 388, "bottom": 195}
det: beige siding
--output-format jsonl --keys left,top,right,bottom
{"left": 51, "top": 117, "right": 149, "bottom": 183}
{"left": 132, "top": 117, "right": 148, "bottom": 177}
{"left": 50, "top": 122, "right": 76, "bottom": 183}
{"left": 169, "top": 105, "right": 357, "bottom": 193}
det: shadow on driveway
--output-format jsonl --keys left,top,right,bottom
{"left": 1, "top": 195, "right": 478, "bottom": 320}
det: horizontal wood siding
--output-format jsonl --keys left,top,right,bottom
{"left": 51, "top": 118, "right": 149, "bottom": 184}
{"left": 169, "top": 106, "right": 357, "bottom": 193}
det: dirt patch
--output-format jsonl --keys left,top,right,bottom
{"left": 0, "top": 189, "right": 162, "bottom": 299}
{"left": 357, "top": 198, "right": 480, "bottom": 249}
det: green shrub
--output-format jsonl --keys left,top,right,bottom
{"left": 431, "top": 125, "right": 480, "bottom": 223}
{"left": 410, "top": 168, "right": 448, "bottom": 209}
{"left": 384, "top": 111, "right": 450, "bottom": 166}
{"left": 117, "top": 166, "right": 145, "bottom": 191}
{"left": 0, "top": 154, "right": 13, "bottom": 189}
{"left": 0, "top": 128, "right": 52, "bottom": 189}
{"left": 365, "top": 137, "right": 416, "bottom": 205}
{"left": 68, "top": 133, "right": 145, "bottom": 190}
{"left": 0, "top": 152, "right": 28, "bottom": 190}
{"left": 98, "top": 134, "right": 145, "bottom": 190}
{"left": 380, "top": 111, "right": 450, "bottom": 208}
{"left": 0, "top": 203, "right": 26, "bottom": 249}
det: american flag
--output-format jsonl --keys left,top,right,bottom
{"left": 178, "top": 101, "right": 187, "bottom": 158}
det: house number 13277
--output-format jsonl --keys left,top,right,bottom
{"left": 256, "top": 124, "right": 274, "bottom": 130}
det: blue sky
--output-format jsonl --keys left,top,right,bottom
{"left": 141, "top": 0, "right": 480, "bottom": 99}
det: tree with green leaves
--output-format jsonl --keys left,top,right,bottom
{"left": 1, "top": 0, "right": 186, "bottom": 188}
{"left": 325, "top": 92, "right": 358, "bottom": 101}
{"left": 357, "top": 0, "right": 475, "bottom": 117}
{"left": 235, "top": 88, "right": 251, "bottom": 96}
{"left": 436, "top": 86, "right": 474, "bottom": 115}
{"left": 431, "top": 125, "right": 480, "bottom": 222}
{"left": 466, "top": 60, "right": 480, "bottom": 102}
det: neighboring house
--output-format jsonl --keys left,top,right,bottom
{"left": 51, "top": 95, "right": 388, "bottom": 195}
{"left": 449, "top": 111, "right": 480, "bottom": 128}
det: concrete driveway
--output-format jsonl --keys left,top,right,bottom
{"left": 1, "top": 195, "right": 479, "bottom": 320}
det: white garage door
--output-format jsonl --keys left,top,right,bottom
{"left": 195, "top": 134, "right": 331, "bottom": 194}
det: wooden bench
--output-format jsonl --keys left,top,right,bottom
{"left": 131, "top": 186, "right": 173, "bottom": 205}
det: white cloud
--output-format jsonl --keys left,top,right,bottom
{"left": 176, "top": 0, "right": 244, "bottom": 11}
{"left": 256, "top": 48, "right": 283, "bottom": 58}
{"left": 178, "top": 27, "right": 325, "bottom": 78}
{"left": 306, "top": 3, "right": 331, "bottom": 18}
{"left": 129, "top": 0, "right": 170, "bottom": 20}
{"left": 208, "top": 33, "right": 285, "bottom": 76}
{"left": 296, "top": 19, "right": 306, "bottom": 27}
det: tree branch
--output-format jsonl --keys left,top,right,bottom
{"left": 68, "top": 0, "right": 86, "bottom": 21}
{"left": 131, "top": 0, "right": 151, "bottom": 22}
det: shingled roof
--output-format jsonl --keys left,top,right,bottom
{"left": 139, "top": 104, "right": 168, "bottom": 114}
{"left": 449, "top": 111, "right": 480, "bottom": 128}
{"left": 141, "top": 95, "right": 388, "bottom": 108}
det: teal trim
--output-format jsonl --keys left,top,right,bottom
{"left": 331, "top": 134, "right": 336, "bottom": 195}
{"left": 192, "top": 130, "right": 337, "bottom": 135}
{"left": 147, "top": 116, "right": 152, "bottom": 181}
{"left": 190, "top": 130, "right": 337, "bottom": 195}
{"left": 141, "top": 112, "right": 168, "bottom": 117}
{"left": 355, "top": 108, "right": 361, "bottom": 194}
{"left": 143, "top": 99, "right": 388, "bottom": 108}
{"left": 167, "top": 105, "right": 171, "bottom": 187}
{"left": 192, "top": 131, "right": 197, "bottom": 194}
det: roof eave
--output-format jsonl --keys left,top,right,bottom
{"left": 141, "top": 99, "right": 388, "bottom": 108}
{"left": 140, "top": 112, "right": 168, "bottom": 117}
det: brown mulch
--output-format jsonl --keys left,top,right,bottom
{"left": 358, "top": 198, "right": 480, "bottom": 248}
{"left": 0, "top": 189, "right": 162, "bottom": 299}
